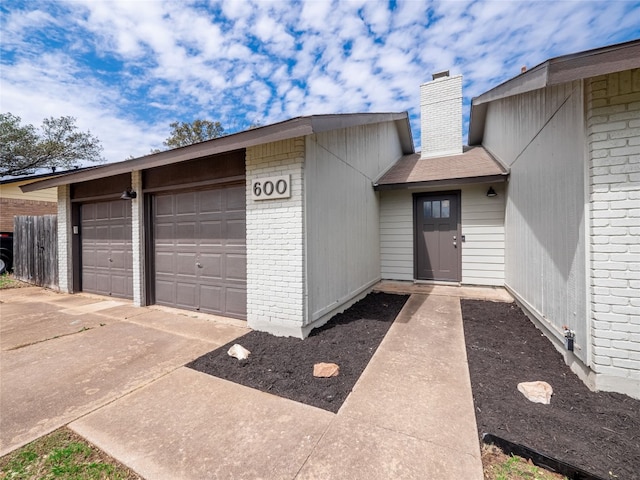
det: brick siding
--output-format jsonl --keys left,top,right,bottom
{"left": 586, "top": 68, "right": 640, "bottom": 397}
{"left": 0, "top": 198, "right": 57, "bottom": 232}
{"left": 420, "top": 74, "right": 463, "bottom": 158}
{"left": 57, "top": 185, "right": 72, "bottom": 293}
{"left": 245, "top": 137, "right": 306, "bottom": 337}
{"left": 131, "top": 171, "right": 145, "bottom": 306}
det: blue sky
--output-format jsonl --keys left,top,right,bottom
{"left": 1, "top": 0, "right": 639, "bottom": 164}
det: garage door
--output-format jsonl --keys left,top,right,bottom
{"left": 81, "top": 200, "right": 133, "bottom": 299}
{"left": 153, "top": 185, "right": 246, "bottom": 319}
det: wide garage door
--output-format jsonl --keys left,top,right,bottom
{"left": 81, "top": 200, "right": 133, "bottom": 299}
{"left": 153, "top": 184, "right": 246, "bottom": 319}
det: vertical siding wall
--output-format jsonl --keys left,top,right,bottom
{"left": 483, "top": 81, "right": 588, "bottom": 363}
{"left": 305, "top": 122, "right": 403, "bottom": 325}
{"left": 586, "top": 69, "right": 640, "bottom": 398}
{"left": 246, "top": 138, "right": 306, "bottom": 337}
{"left": 379, "top": 183, "right": 505, "bottom": 285}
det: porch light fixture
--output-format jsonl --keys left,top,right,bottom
{"left": 120, "top": 188, "right": 137, "bottom": 200}
{"left": 486, "top": 187, "right": 497, "bottom": 197}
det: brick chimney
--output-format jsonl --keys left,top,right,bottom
{"left": 420, "top": 71, "right": 463, "bottom": 159}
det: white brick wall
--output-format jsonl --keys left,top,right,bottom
{"left": 420, "top": 74, "right": 463, "bottom": 158}
{"left": 587, "top": 69, "right": 640, "bottom": 399}
{"left": 246, "top": 138, "right": 307, "bottom": 337}
{"left": 131, "top": 171, "right": 145, "bottom": 306}
{"left": 57, "top": 184, "right": 72, "bottom": 293}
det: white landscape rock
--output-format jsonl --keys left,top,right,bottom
{"left": 313, "top": 362, "right": 340, "bottom": 378}
{"left": 517, "top": 381, "right": 553, "bottom": 404}
{"left": 227, "top": 344, "right": 251, "bottom": 360}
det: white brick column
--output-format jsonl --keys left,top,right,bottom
{"left": 57, "top": 184, "right": 72, "bottom": 293}
{"left": 586, "top": 69, "right": 640, "bottom": 399}
{"left": 131, "top": 170, "right": 145, "bottom": 306}
{"left": 246, "top": 138, "right": 306, "bottom": 337}
{"left": 420, "top": 74, "right": 463, "bottom": 158}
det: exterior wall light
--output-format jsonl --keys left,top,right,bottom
{"left": 486, "top": 187, "right": 497, "bottom": 197}
{"left": 120, "top": 188, "right": 137, "bottom": 200}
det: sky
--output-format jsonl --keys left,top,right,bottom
{"left": 1, "top": 0, "right": 639, "bottom": 165}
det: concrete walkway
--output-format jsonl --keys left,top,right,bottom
{"left": 0, "top": 285, "right": 509, "bottom": 478}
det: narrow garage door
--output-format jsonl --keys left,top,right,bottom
{"left": 153, "top": 185, "right": 246, "bottom": 319}
{"left": 81, "top": 200, "right": 133, "bottom": 299}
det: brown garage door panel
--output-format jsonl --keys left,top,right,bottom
{"left": 81, "top": 200, "right": 133, "bottom": 299}
{"left": 225, "top": 287, "right": 247, "bottom": 317}
{"left": 153, "top": 185, "right": 247, "bottom": 319}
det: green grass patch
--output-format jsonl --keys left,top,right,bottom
{"left": 0, "top": 428, "right": 141, "bottom": 480}
{"left": 482, "top": 444, "right": 567, "bottom": 480}
{"left": 0, "top": 274, "right": 28, "bottom": 289}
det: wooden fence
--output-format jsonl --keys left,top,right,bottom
{"left": 13, "top": 215, "right": 58, "bottom": 289}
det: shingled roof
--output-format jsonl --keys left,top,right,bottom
{"left": 374, "top": 146, "right": 508, "bottom": 190}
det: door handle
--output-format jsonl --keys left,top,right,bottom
{"left": 196, "top": 262, "right": 203, "bottom": 268}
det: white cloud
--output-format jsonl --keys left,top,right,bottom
{"left": 1, "top": 0, "right": 638, "bottom": 162}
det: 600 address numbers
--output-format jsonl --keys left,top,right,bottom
{"left": 251, "top": 175, "right": 291, "bottom": 200}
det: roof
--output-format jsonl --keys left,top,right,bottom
{"left": 22, "top": 113, "right": 413, "bottom": 192}
{"left": 1, "top": 167, "right": 91, "bottom": 185}
{"left": 374, "top": 146, "right": 508, "bottom": 190}
{"left": 469, "top": 38, "right": 640, "bottom": 145}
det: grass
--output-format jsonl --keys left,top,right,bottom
{"left": 0, "top": 428, "right": 141, "bottom": 480}
{"left": 0, "top": 273, "right": 28, "bottom": 289}
{"left": 482, "top": 444, "right": 567, "bottom": 480}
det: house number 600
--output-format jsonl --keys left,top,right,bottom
{"left": 251, "top": 175, "right": 291, "bottom": 200}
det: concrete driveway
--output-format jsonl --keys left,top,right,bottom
{"left": 1, "top": 284, "right": 500, "bottom": 479}
{"left": 0, "top": 287, "right": 248, "bottom": 456}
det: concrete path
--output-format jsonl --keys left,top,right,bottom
{"left": 1, "top": 286, "right": 494, "bottom": 478}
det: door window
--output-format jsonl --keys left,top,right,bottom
{"left": 423, "top": 200, "right": 450, "bottom": 219}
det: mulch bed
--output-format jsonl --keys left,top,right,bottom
{"left": 188, "top": 292, "right": 408, "bottom": 413}
{"left": 461, "top": 299, "right": 640, "bottom": 480}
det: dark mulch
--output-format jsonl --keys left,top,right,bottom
{"left": 188, "top": 292, "right": 408, "bottom": 413}
{"left": 461, "top": 299, "right": 640, "bottom": 480}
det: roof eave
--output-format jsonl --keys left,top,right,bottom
{"left": 373, "top": 172, "right": 509, "bottom": 191}
{"left": 22, "top": 112, "right": 411, "bottom": 193}
{"left": 468, "top": 39, "right": 640, "bottom": 145}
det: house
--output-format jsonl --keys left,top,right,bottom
{"left": 22, "top": 39, "right": 639, "bottom": 399}
{"left": 466, "top": 39, "right": 640, "bottom": 399}
{"left": 376, "top": 39, "right": 639, "bottom": 399}
{"left": 22, "top": 114, "right": 413, "bottom": 336}
{"left": 0, "top": 172, "right": 60, "bottom": 233}
{"left": 1, "top": 170, "right": 72, "bottom": 271}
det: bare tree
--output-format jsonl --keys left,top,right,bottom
{"left": 0, "top": 113, "right": 104, "bottom": 177}
{"left": 163, "top": 119, "right": 224, "bottom": 148}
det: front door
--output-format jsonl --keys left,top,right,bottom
{"left": 414, "top": 192, "right": 461, "bottom": 282}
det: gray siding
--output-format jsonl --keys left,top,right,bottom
{"left": 461, "top": 183, "right": 505, "bottom": 286}
{"left": 380, "top": 190, "right": 414, "bottom": 281}
{"left": 305, "top": 122, "right": 404, "bottom": 324}
{"left": 483, "top": 81, "right": 588, "bottom": 363}
{"left": 379, "top": 184, "right": 505, "bottom": 285}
